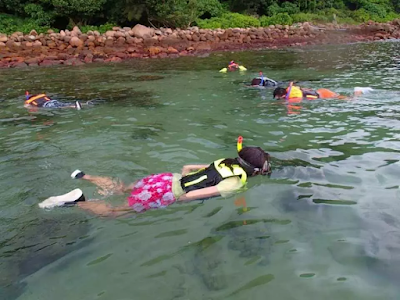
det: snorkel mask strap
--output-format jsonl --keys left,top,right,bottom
{"left": 286, "top": 82, "right": 293, "bottom": 100}
{"left": 259, "top": 72, "right": 264, "bottom": 86}
{"left": 236, "top": 136, "right": 271, "bottom": 175}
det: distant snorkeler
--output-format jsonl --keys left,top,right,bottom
{"left": 273, "top": 83, "right": 373, "bottom": 100}
{"left": 219, "top": 60, "right": 247, "bottom": 73}
{"left": 250, "top": 72, "right": 279, "bottom": 87}
{"left": 24, "top": 91, "right": 82, "bottom": 110}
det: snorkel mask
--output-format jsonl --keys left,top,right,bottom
{"left": 236, "top": 136, "right": 272, "bottom": 175}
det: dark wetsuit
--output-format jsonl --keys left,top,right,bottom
{"left": 251, "top": 77, "right": 279, "bottom": 87}
{"left": 25, "top": 94, "right": 73, "bottom": 108}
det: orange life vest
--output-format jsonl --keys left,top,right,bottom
{"left": 25, "top": 94, "right": 50, "bottom": 106}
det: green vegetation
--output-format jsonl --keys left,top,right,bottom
{"left": 0, "top": 0, "right": 400, "bottom": 33}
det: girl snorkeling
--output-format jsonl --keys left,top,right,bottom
{"left": 39, "top": 137, "right": 271, "bottom": 217}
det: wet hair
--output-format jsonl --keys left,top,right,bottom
{"left": 273, "top": 87, "right": 287, "bottom": 98}
{"left": 251, "top": 78, "right": 262, "bottom": 86}
{"left": 220, "top": 147, "right": 270, "bottom": 176}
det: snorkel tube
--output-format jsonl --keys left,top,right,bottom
{"left": 285, "top": 82, "right": 293, "bottom": 100}
{"left": 237, "top": 136, "right": 243, "bottom": 152}
{"left": 259, "top": 72, "right": 264, "bottom": 86}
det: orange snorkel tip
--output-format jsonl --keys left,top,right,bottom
{"left": 237, "top": 136, "right": 243, "bottom": 152}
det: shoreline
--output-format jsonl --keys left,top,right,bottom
{"left": 1, "top": 21, "right": 399, "bottom": 69}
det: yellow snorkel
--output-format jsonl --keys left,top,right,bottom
{"left": 237, "top": 136, "right": 243, "bottom": 152}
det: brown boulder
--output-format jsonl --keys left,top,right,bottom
{"left": 72, "top": 26, "right": 82, "bottom": 35}
{"left": 114, "top": 31, "right": 125, "bottom": 38}
{"left": 70, "top": 37, "right": 83, "bottom": 47}
{"left": 192, "top": 34, "right": 200, "bottom": 42}
{"left": 126, "top": 46, "right": 137, "bottom": 53}
{"left": 12, "top": 62, "right": 28, "bottom": 68}
{"left": 25, "top": 57, "right": 40, "bottom": 64}
{"left": 106, "top": 56, "right": 122, "bottom": 63}
{"left": 40, "top": 60, "right": 62, "bottom": 66}
{"left": 84, "top": 53, "right": 93, "bottom": 63}
{"left": 131, "top": 24, "right": 154, "bottom": 39}
{"left": 195, "top": 43, "right": 211, "bottom": 52}
{"left": 105, "top": 31, "right": 115, "bottom": 38}
{"left": 57, "top": 53, "right": 69, "bottom": 60}
{"left": 147, "top": 46, "right": 162, "bottom": 56}
{"left": 167, "top": 46, "right": 178, "bottom": 54}
{"left": 0, "top": 34, "right": 8, "bottom": 43}
{"left": 105, "top": 39, "right": 114, "bottom": 47}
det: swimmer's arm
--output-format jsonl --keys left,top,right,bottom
{"left": 178, "top": 186, "right": 220, "bottom": 202}
{"left": 181, "top": 165, "right": 209, "bottom": 176}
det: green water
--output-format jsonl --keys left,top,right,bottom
{"left": 1, "top": 41, "right": 400, "bottom": 300}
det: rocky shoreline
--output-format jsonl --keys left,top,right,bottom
{"left": 1, "top": 21, "right": 400, "bottom": 68}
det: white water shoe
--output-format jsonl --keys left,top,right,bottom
{"left": 71, "top": 169, "right": 85, "bottom": 179}
{"left": 354, "top": 87, "right": 374, "bottom": 94}
{"left": 39, "top": 188, "right": 85, "bottom": 209}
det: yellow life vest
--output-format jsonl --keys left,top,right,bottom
{"left": 286, "top": 86, "right": 303, "bottom": 99}
{"left": 180, "top": 158, "right": 247, "bottom": 193}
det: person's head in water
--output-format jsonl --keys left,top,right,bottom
{"left": 238, "top": 147, "right": 271, "bottom": 176}
{"left": 228, "top": 60, "right": 239, "bottom": 71}
{"left": 273, "top": 87, "right": 287, "bottom": 99}
{"left": 221, "top": 147, "right": 271, "bottom": 176}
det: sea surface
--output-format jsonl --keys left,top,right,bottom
{"left": 1, "top": 40, "right": 400, "bottom": 300}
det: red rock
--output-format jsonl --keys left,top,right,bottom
{"left": 72, "top": 60, "right": 85, "bottom": 66}
{"left": 195, "top": 43, "right": 211, "bottom": 51}
{"left": 57, "top": 53, "right": 69, "bottom": 60}
{"left": 105, "top": 39, "right": 114, "bottom": 47}
{"left": 93, "top": 58, "right": 105, "bottom": 63}
{"left": 131, "top": 24, "right": 154, "bottom": 39}
{"left": 25, "top": 57, "right": 40, "bottom": 64}
{"left": 147, "top": 46, "right": 162, "bottom": 56}
{"left": 167, "top": 46, "right": 178, "bottom": 54}
{"left": 64, "top": 58, "right": 78, "bottom": 65}
{"left": 84, "top": 53, "right": 93, "bottom": 63}
{"left": 70, "top": 37, "right": 83, "bottom": 47}
{"left": 12, "top": 61, "right": 27, "bottom": 68}
{"left": 106, "top": 56, "right": 122, "bottom": 63}
{"left": 0, "top": 34, "right": 8, "bottom": 43}
{"left": 40, "top": 60, "right": 62, "bottom": 66}
{"left": 129, "top": 53, "right": 143, "bottom": 58}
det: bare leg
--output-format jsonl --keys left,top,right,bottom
{"left": 80, "top": 174, "right": 137, "bottom": 195}
{"left": 77, "top": 201, "right": 132, "bottom": 217}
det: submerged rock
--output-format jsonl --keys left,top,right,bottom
{"left": 0, "top": 213, "right": 91, "bottom": 300}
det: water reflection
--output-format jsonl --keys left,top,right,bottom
{"left": 0, "top": 41, "right": 400, "bottom": 300}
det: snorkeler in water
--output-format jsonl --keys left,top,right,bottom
{"left": 219, "top": 61, "right": 247, "bottom": 73}
{"left": 273, "top": 84, "right": 373, "bottom": 100}
{"left": 24, "top": 91, "right": 82, "bottom": 110}
{"left": 39, "top": 137, "right": 272, "bottom": 216}
{"left": 250, "top": 72, "right": 279, "bottom": 87}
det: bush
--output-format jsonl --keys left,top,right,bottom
{"left": 362, "top": 2, "right": 387, "bottom": 19}
{"left": 260, "top": 13, "right": 293, "bottom": 26}
{"left": 352, "top": 8, "right": 371, "bottom": 23}
{"left": 280, "top": 2, "right": 300, "bottom": 15}
{"left": 0, "top": 13, "right": 54, "bottom": 34}
{"left": 197, "top": 13, "right": 260, "bottom": 29}
{"left": 265, "top": 2, "right": 299, "bottom": 16}
{"left": 80, "top": 23, "right": 118, "bottom": 33}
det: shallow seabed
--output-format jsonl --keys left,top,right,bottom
{"left": 1, "top": 41, "right": 400, "bottom": 300}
